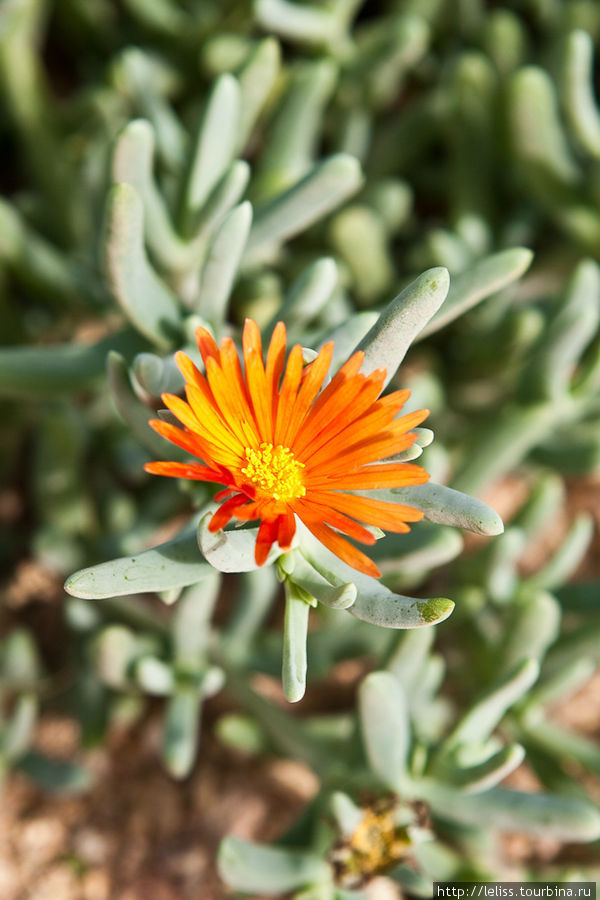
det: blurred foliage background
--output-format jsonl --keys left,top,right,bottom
{"left": 1, "top": 0, "right": 600, "bottom": 898}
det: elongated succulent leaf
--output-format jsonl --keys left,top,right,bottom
{"left": 0, "top": 330, "right": 143, "bottom": 397}
{"left": 65, "top": 529, "right": 212, "bottom": 599}
{"left": 236, "top": 38, "right": 281, "bottom": 151}
{"left": 2, "top": 695, "right": 37, "bottom": 761}
{"left": 419, "top": 782, "right": 600, "bottom": 840}
{"left": 355, "top": 267, "right": 449, "bottom": 384}
{"left": 443, "top": 659, "right": 539, "bottom": 751}
{"left": 104, "top": 183, "right": 182, "bottom": 347}
{"left": 198, "top": 513, "right": 283, "bottom": 572}
{"left": 18, "top": 751, "right": 92, "bottom": 794}
{"left": 111, "top": 118, "right": 190, "bottom": 272}
{"left": 254, "top": 59, "right": 337, "bottom": 198}
{"left": 519, "top": 259, "right": 600, "bottom": 402}
{"left": 255, "top": 0, "right": 340, "bottom": 47}
{"left": 184, "top": 74, "right": 241, "bottom": 222}
{"left": 245, "top": 154, "right": 363, "bottom": 262}
{"left": 163, "top": 686, "right": 202, "bottom": 779}
{"left": 194, "top": 202, "right": 252, "bottom": 322}
{"left": 373, "top": 483, "right": 504, "bottom": 536}
{"left": 563, "top": 30, "right": 600, "bottom": 159}
{"left": 359, "top": 671, "right": 410, "bottom": 790}
{"left": 442, "top": 744, "right": 525, "bottom": 794}
{"left": 508, "top": 66, "right": 580, "bottom": 185}
{"left": 218, "top": 837, "right": 329, "bottom": 895}
{"left": 297, "top": 522, "right": 454, "bottom": 628}
{"left": 289, "top": 554, "right": 356, "bottom": 609}
{"left": 270, "top": 257, "right": 338, "bottom": 333}
{"left": 419, "top": 248, "right": 533, "bottom": 338}
{"left": 108, "top": 351, "right": 182, "bottom": 458}
{"left": 282, "top": 584, "right": 310, "bottom": 702}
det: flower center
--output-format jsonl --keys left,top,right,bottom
{"left": 242, "top": 442, "right": 306, "bottom": 502}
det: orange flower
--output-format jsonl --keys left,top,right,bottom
{"left": 145, "top": 320, "right": 430, "bottom": 577}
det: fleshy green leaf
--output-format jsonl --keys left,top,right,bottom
{"left": 419, "top": 782, "right": 600, "bottom": 840}
{"left": 373, "top": 482, "right": 504, "bottom": 536}
{"left": 18, "top": 751, "right": 92, "bottom": 794}
{"left": 508, "top": 66, "right": 580, "bottom": 186}
{"left": 518, "top": 259, "right": 600, "bottom": 402}
{"left": 355, "top": 267, "right": 449, "bottom": 384}
{"left": 269, "top": 257, "right": 338, "bottom": 334}
{"left": 359, "top": 671, "right": 410, "bottom": 791}
{"left": 255, "top": 0, "right": 341, "bottom": 48}
{"left": 65, "top": 528, "right": 212, "bottom": 599}
{"left": 108, "top": 351, "right": 181, "bottom": 458}
{"left": 419, "top": 248, "right": 533, "bottom": 338}
{"left": 1, "top": 695, "right": 37, "bottom": 761}
{"left": 254, "top": 59, "right": 337, "bottom": 199}
{"left": 236, "top": 37, "right": 281, "bottom": 152}
{"left": 198, "top": 512, "right": 283, "bottom": 572}
{"left": 183, "top": 74, "right": 241, "bottom": 225}
{"left": 0, "top": 330, "right": 143, "bottom": 398}
{"left": 194, "top": 202, "right": 252, "bottom": 322}
{"left": 499, "top": 591, "right": 561, "bottom": 673}
{"left": 330, "top": 792, "right": 364, "bottom": 838}
{"left": 245, "top": 154, "right": 363, "bottom": 263}
{"left": 443, "top": 659, "right": 539, "bottom": 752}
{"left": 135, "top": 656, "right": 174, "bottom": 696}
{"left": 440, "top": 744, "right": 525, "bottom": 794}
{"left": 163, "top": 686, "right": 202, "bottom": 779}
{"left": 282, "top": 582, "right": 311, "bottom": 703}
{"left": 371, "top": 524, "right": 463, "bottom": 577}
{"left": 562, "top": 30, "right": 600, "bottom": 160}
{"left": 218, "top": 837, "right": 329, "bottom": 895}
{"left": 111, "top": 118, "right": 190, "bottom": 272}
{"left": 104, "top": 183, "right": 182, "bottom": 347}
{"left": 290, "top": 554, "right": 356, "bottom": 609}
{"left": 526, "top": 514, "right": 594, "bottom": 591}
{"left": 297, "top": 522, "right": 454, "bottom": 629}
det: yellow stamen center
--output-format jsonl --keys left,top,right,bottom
{"left": 242, "top": 442, "right": 306, "bottom": 502}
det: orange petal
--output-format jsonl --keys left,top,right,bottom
{"left": 309, "top": 389, "right": 410, "bottom": 459}
{"left": 162, "top": 393, "right": 203, "bottom": 434}
{"left": 297, "top": 350, "right": 365, "bottom": 447}
{"left": 255, "top": 518, "right": 278, "bottom": 566}
{"left": 175, "top": 351, "right": 207, "bottom": 392}
{"left": 299, "top": 370, "right": 387, "bottom": 465}
{"left": 208, "top": 494, "right": 249, "bottom": 532}
{"left": 307, "top": 463, "right": 430, "bottom": 491}
{"left": 205, "top": 357, "right": 259, "bottom": 449}
{"left": 298, "top": 515, "right": 381, "bottom": 578}
{"left": 293, "top": 367, "right": 368, "bottom": 456}
{"left": 274, "top": 344, "right": 304, "bottom": 445}
{"left": 280, "top": 342, "right": 333, "bottom": 447}
{"left": 184, "top": 383, "right": 245, "bottom": 461}
{"left": 308, "top": 491, "right": 423, "bottom": 531}
{"left": 277, "top": 508, "right": 296, "bottom": 550}
{"left": 265, "top": 322, "right": 287, "bottom": 424}
{"left": 219, "top": 337, "right": 261, "bottom": 444}
{"left": 296, "top": 499, "right": 376, "bottom": 545}
{"left": 244, "top": 346, "right": 273, "bottom": 442}
{"left": 149, "top": 418, "right": 214, "bottom": 463}
{"left": 144, "top": 461, "right": 223, "bottom": 481}
{"left": 315, "top": 429, "right": 419, "bottom": 475}
{"left": 195, "top": 326, "right": 221, "bottom": 366}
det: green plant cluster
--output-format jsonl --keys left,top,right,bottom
{"left": 1, "top": 0, "right": 600, "bottom": 894}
